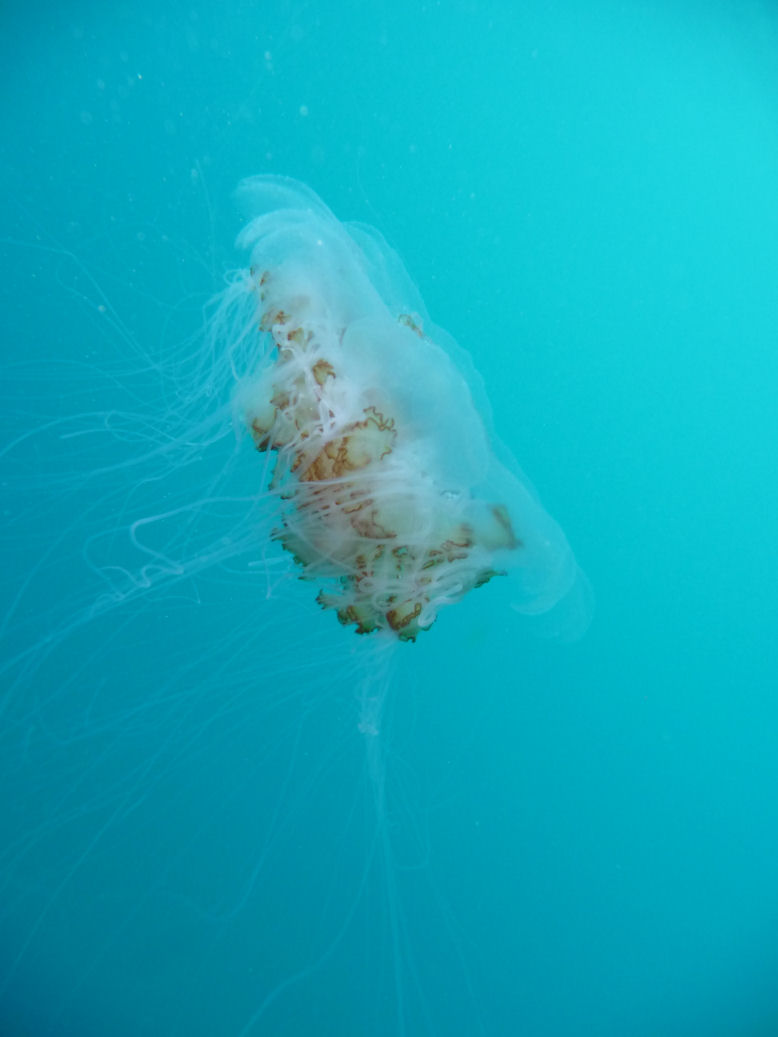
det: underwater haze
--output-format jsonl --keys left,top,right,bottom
{"left": 2, "top": 1, "right": 778, "bottom": 1035}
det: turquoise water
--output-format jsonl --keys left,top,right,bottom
{"left": 3, "top": 2, "right": 778, "bottom": 1034}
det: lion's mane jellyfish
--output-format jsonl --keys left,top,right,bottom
{"left": 0, "top": 178, "right": 590, "bottom": 1036}
{"left": 215, "top": 176, "right": 585, "bottom": 642}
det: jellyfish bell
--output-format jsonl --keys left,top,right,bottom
{"left": 218, "top": 174, "right": 590, "bottom": 648}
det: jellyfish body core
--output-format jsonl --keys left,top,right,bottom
{"left": 222, "top": 176, "right": 581, "bottom": 641}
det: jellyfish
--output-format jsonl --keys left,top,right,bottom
{"left": 213, "top": 175, "right": 586, "bottom": 644}
{"left": 0, "top": 176, "right": 589, "bottom": 1036}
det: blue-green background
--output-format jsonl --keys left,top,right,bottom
{"left": 3, "top": 1, "right": 778, "bottom": 1034}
